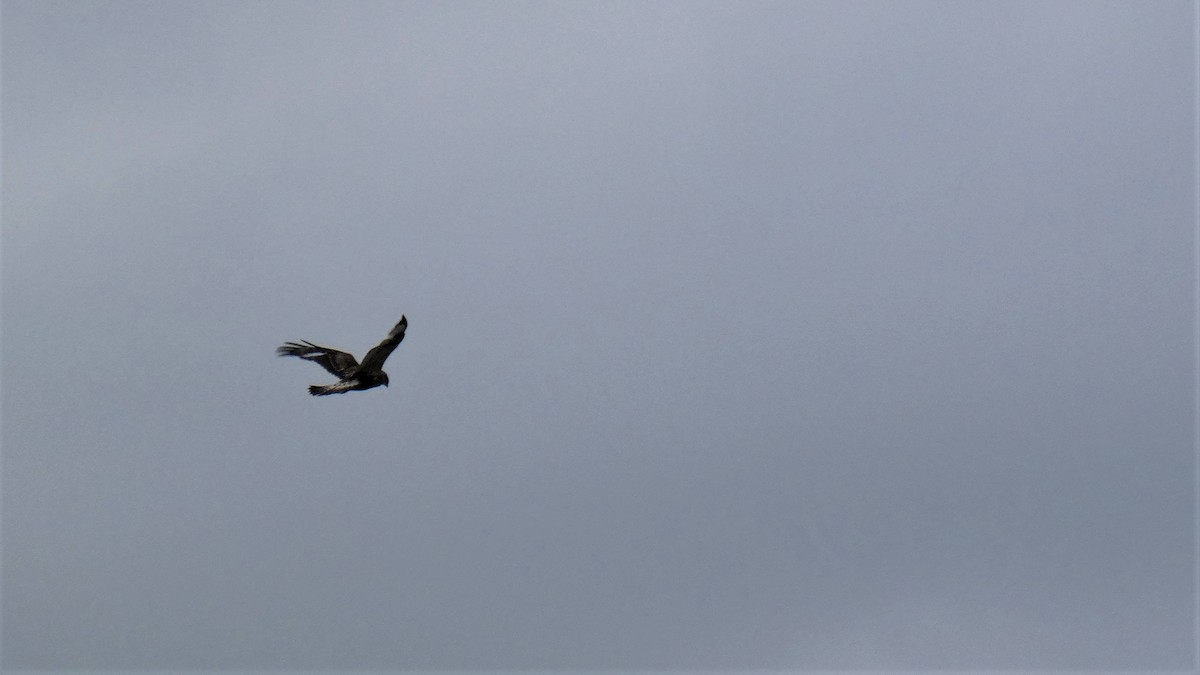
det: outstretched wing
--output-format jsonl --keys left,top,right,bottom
{"left": 359, "top": 315, "right": 407, "bottom": 372}
{"left": 276, "top": 341, "right": 359, "bottom": 378}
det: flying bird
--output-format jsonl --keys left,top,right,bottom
{"left": 277, "top": 316, "right": 407, "bottom": 396}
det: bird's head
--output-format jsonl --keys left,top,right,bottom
{"left": 381, "top": 372, "right": 390, "bottom": 387}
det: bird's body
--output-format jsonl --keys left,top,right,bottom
{"left": 277, "top": 316, "right": 407, "bottom": 396}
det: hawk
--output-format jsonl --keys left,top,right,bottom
{"left": 277, "top": 315, "right": 407, "bottom": 396}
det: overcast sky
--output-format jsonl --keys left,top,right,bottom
{"left": 2, "top": 0, "right": 1195, "bottom": 670}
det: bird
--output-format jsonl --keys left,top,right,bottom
{"left": 277, "top": 315, "right": 407, "bottom": 396}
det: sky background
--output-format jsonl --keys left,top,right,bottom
{"left": 2, "top": 0, "right": 1195, "bottom": 669}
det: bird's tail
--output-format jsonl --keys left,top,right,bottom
{"left": 309, "top": 384, "right": 338, "bottom": 396}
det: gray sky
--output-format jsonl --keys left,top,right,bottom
{"left": 2, "top": 0, "right": 1194, "bottom": 669}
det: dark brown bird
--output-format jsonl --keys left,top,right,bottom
{"left": 277, "top": 316, "right": 407, "bottom": 396}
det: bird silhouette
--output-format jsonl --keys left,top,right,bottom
{"left": 277, "top": 315, "right": 407, "bottom": 396}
